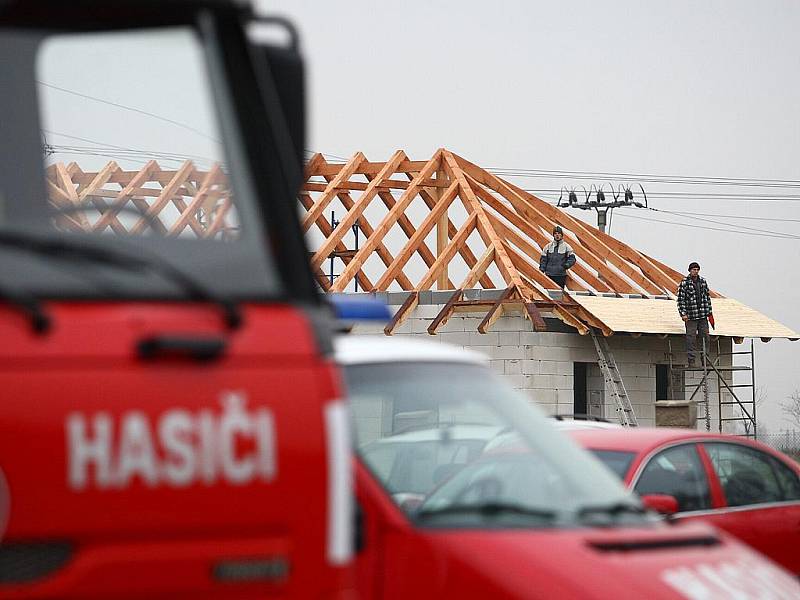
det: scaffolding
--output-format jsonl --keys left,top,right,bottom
{"left": 669, "top": 338, "right": 757, "bottom": 437}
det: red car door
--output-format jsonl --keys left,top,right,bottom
{"left": 699, "top": 441, "right": 800, "bottom": 575}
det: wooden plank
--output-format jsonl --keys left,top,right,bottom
{"left": 435, "top": 166, "right": 449, "bottom": 290}
{"left": 369, "top": 182, "right": 455, "bottom": 289}
{"left": 470, "top": 180, "right": 613, "bottom": 294}
{"left": 168, "top": 163, "right": 223, "bottom": 236}
{"left": 310, "top": 159, "right": 431, "bottom": 178}
{"left": 459, "top": 245, "right": 495, "bottom": 290}
{"left": 414, "top": 184, "right": 494, "bottom": 290}
{"left": 418, "top": 212, "right": 478, "bottom": 291}
{"left": 443, "top": 151, "right": 524, "bottom": 291}
{"left": 499, "top": 177, "right": 665, "bottom": 296}
{"left": 428, "top": 289, "right": 463, "bottom": 334}
{"left": 302, "top": 178, "right": 445, "bottom": 192}
{"left": 459, "top": 157, "right": 648, "bottom": 294}
{"left": 54, "top": 163, "right": 92, "bottom": 230}
{"left": 130, "top": 161, "right": 195, "bottom": 235}
{"left": 299, "top": 194, "right": 373, "bottom": 291}
{"left": 94, "top": 161, "right": 168, "bottom": 236}
{"left": 373, "top": 179, "right": 459, "bottom": 290}
{"left": 523, "top": 301, "right": 548, "bottom": 331}
{"left": 462, "top": 167, "right": 636, "bottom": 294}
{"left": 331, "top": 151, "right": 443, "bottom": 292}
{"left": 384, "top": 292, "right": 419, "bottom": 335}
{"left": 311, "top": 156, "right": 414, "bottom": 290}
{"left": 302, "top": 152, "right": 365, "bottom": 231}
{"left": 77, "top": 161, "right": 131, "bottom": 235}
{"left": 478, "top": 287, "right": 516, "bottom": 333}
{"left": 551, "top": 305, "right": 591, "bottom": 335}
{"left": 311, "top": 150, "right": 406, "bottom": 269}
{"left": 205, "top": 197, "right": 234, "bottom": 237}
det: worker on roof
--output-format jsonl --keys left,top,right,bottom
{"left": 539, "top": 226, "right": 576, "bottom": 289}
{"left": 677, "top": 261, "right": 713, "bottom": 367}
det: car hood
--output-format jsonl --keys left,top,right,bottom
{"left": 421, "top": 521, "right": 800, "bottom": 599}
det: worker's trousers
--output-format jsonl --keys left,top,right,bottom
{"left": 685, "top": 318, "right": 710, "bottom": 365}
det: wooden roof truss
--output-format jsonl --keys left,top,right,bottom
{"left": 302, "top": 149, "right": 717, "bottom": 336}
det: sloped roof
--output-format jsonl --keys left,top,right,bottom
{"left": 301, "top": 148, "right": 797, "bottom": 340}
{"left": 43, "top": 152, "right": 797, "bottom": 340}
{"left": 572, "top": 296, "right": 798, "bottom": 340}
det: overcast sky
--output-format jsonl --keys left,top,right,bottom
{"left": 258, "top": 0, "right": 800, "bottom": 431}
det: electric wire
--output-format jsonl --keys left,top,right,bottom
{"left": 38, "top": 81, "right": 222, "bottom": 145}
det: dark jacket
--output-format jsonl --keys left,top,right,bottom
{"left": 539, "top": 240, "right": 576, "bottom": 277}
{"left": 677, "top": 275, "right": 712, "bottom": 321}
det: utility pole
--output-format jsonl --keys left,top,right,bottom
{"left": 558, "top": 184, "right": 647, "bottom": 233}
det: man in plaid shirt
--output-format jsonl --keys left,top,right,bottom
{"left": 677, "top": 261, "right": 713, "bottom": 366}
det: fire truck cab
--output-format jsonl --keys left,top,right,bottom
{"left": 0, "top": 1, "right": 352, "bottom": 597}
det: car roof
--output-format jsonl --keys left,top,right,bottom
{"left": 334, "top": 335, "right": 488, "bottom": 366}
{"left": 551, "top": 419, "right": 623, "bottom": 431}
{"left": 565, "top": 427, "right": 748, "bottom": 452}
{"left": 366, "top": 424, "right": 504, "bottom": 444}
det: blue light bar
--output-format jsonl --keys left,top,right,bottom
{"left": 328, "top": 294, "right": 392, "bottom": 322}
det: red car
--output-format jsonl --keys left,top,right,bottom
{"left": 566, "top": 427, "right": 800, "bottom": 575}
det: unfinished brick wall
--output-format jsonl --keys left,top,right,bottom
{"left": 351, "top": 303, "right": 736, "bottom": 430}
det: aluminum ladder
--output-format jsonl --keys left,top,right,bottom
{"left": 590, "top": 332, "right": 638, "bottom": 426}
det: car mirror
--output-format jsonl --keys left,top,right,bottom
{"left": 641, "top": 493, "right": 679, "bottom": 515}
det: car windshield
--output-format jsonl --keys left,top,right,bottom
{"left": 588, "top": 450, "right": 637, "bottom": 480}
{"left": 345, "top": 361, "right": 644, "bottom": 529}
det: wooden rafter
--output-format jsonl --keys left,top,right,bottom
{"left": 47, "top": 148, "right": 718, "bottom": 337}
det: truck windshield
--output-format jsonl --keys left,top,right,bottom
{"left": 0, "top": 24, "right": 281, "bottom": 301}
{"left": 345, "top": 362, "right": 646, "bottom": 529}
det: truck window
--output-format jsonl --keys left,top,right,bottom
{"left": 3, "top": 25, "right": 282, "bottom": 301}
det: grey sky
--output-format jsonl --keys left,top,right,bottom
{"left": 261, "top": 0, "right": 800, "bottom": 430}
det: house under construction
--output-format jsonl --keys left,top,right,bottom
{"left": 46, "top": 149, "right": 799, "bottom": 432}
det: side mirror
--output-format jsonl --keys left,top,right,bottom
{"left": 641, "top": 493, "right": 679, "bottom": 515}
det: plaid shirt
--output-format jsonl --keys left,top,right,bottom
{"left": 677, "top": 276, "right": 712, "bottom": 320}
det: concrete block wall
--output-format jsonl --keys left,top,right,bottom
{"left": 351, "top": 303, "right": 736, "bottom": 431}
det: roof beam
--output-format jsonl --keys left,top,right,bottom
{"left": 369, "top": 183, "right": 455, "bottom": 289}
{"left": 442, "top": 151, "right": 523, "bottom": 291}
{"left": 458, "top": 157, "right": 656, "bottom": 295}
{"left": 374, "top": 179, "right": 459, "bottom": 290}
{"left": 428, "top": 289, "right": 464, "bottom": 334}
{"left": 130, "top": 161, "right": 194, "bottom": 235}
{"left": 415, "top": 184, "right": 494, "bottom": 289}
{"left": 331, "top": 151, "right": 442, "bottom": 292}
{"left": 469, "top": 178, "right": 613, "bottom": 294}
{"left": 302, "top": 152, "right": 365, "bottom": 231}
{"left": 384, "top": 291, "right": 419, "bottom": 335}
{"left": 299, "top": 193, "right": 373, "bottom": 291}
{"left": 418, "top": 212, "right": 478, "bottom": 291}
{"left": 477, "top": 287, "right": 516, "bottom": 334}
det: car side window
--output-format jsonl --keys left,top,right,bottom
{"left": 704, "top": 443, "right": 783, "bottom": 507}
{"left": 769, "top": 456, "right": 800, "bottom": 501}
{"left": 633, "top": 444, "right": 711, "bottom": 512}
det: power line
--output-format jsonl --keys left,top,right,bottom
{"left": 616, "top": 211, "right": 800, "bottom": 240}
{"left": 519, "top": 187, "right": 800, "bottom": 201}
{"left": 647, "top": 208, "right": 800, "bottom": 239}
{"left": 38, "top": 81, "right": 221, "bottom": 144}
{"left": 489, "top": 166, "right": 800, "bottom": 189}
{"left": 654, "top": 209, "right": 800, "bottom": 224}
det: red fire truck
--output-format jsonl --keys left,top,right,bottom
{"left": 0, "top": 0, "right": 353, "bottom": 597}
